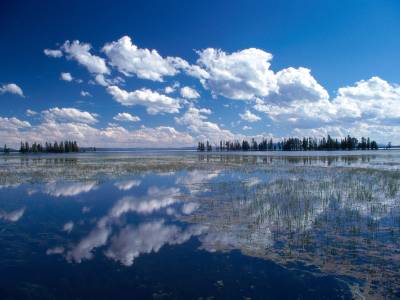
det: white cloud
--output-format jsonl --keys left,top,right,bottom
{"left": 239, "top": 110, "right": 261, "bottom": 122}
{"left": 253, "top": 76, "right": 400, "bottom": 142}
{"left": 26, "top": 109, "right": 37, "bottom": 116}
{"left": 164, "top": 86, "right": 175, "bottom": 94}
{"left": 0, "top": 115, "right": 194, "bottom": 149}
{"left": 60, "top": 72, "right": 73, "bottom": 82}
{"left": 113, "top": 112, "right": 140, "bottom": 123}
{"left": 175, "top": 106, "right": 234, "bottom": 142}
{"left": 333, "top": 76, "right": 400, "bottom": 124}
{"left": 44, "top": 49, "right": 63, "bottom": 58}
{"left": 94, "top": 74, "right": 109, "bottom": 86}
{"left": 100, "top": 125, "right": 193, "bottom": 147}
{"left": 43, "top": 107, "right": 98, "bottom": 124}
{"left": 80, "top": 90, "right": 91, "bottom": 97}
{"left": 102, "top": 36, "right": 181, "bottom": 81}
{"left": 164, "top": 82, "right": 180, "bottom": 94}
{"left": 180, "top": 86, "right": 200, "bottom": 99}
{"left": 0, "top": 116, "right": 31, "bottom": 130}
{"left": 272, "top": 67, "right": 329, "bottom": 103}
{"left": 62, "top": 40, "right": 109, "bottom": 74}
{"left": 194, "top": 48, "right": 278, "bottom": 100}
{"left": 170, "top": 57, "right": 210, "bottom": 79}
{"left": 93, "top": 74, "right": 125, "bottom": 87}
{"left": 291, "top": 77, "right": 399, "bottom": 128}
{"left": 243, "top": 125, "right": 252, "bottom": 130}
{"left": 185, "top": 49, "right": 328, "bottom": 105}
{"left": 0, "top": 83, "right": 24, "bottom": 97}
{"left": 107, "top": 85, "right": 181, "bottom": 114}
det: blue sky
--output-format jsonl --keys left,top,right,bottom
{"left": 1, "top": 0, "right": 400, "bottom": 147}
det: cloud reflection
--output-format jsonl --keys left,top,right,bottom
{"left": 114, "top": 179, "right": 141, "bottom": 191}
{"left": 44, "top": 181, "right": 97, "bottom": 197}
{"left": 67, "top": 186, "right": 183, "bottom": 263}
{"left": 105, "top": 220, "right": 206, "bottom": 266}
{"left": 0, "top": 207, "right": 25, "bottom": 222}
{"left": 63, "top": 221, "right": 74, "bottom": 233}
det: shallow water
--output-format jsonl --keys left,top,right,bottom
{"left": 0, "top": 150, "right": 400, "bottom": 299}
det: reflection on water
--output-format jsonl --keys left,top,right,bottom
{"left": 0, "top": 207, "right": 25, "bottom": 222}
{"left": 0, "top": 151, "right": 400, "bottom": 299}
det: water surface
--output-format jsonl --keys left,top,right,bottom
{"left": 1, "top": 150, "right": 400, "bottom": 299}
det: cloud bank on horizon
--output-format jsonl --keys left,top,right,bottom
{"left": 1, "top": 35, "right": 400, "bottom": 148}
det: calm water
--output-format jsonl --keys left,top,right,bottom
{"left": 1, "top": 150, "right": 400, "bottom": 299}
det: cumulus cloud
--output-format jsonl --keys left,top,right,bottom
{"left": 0, "top": 117, "right": 31, "bottom": 145}
{"left": 175, "top": 106, "right": 234, "bottom": 142}
{"left": 0, "top": 83, "right": 24, "bottom": 97}
{"left": 62, "top": 40, "right": 109, "bottom": 74}
{"left": 180, "top": 86, "right": 200, "bottom": 99}
{"left": 113, "top": 112, "right": 140, "bottom": 122}
{"left": 180, "top": 47, "right": 329, "bottom": 105}
{"left": 239, "top": 110, "right": 261, "bottom": 122}
{"left": 102, "top": 36, "right": 181, "bottom": 81}
{"left": 9, "top": 36, "right": 400, "bottom": 144}
{"left": 43, "top": 107, "right": 98, "bottom": 124}
{"left": 60, "top": 72, "right": 73, "bottom": 82}
{"left": 271, "top": 67, "right": 329, "bottom": 103}
{"left": 0, "top": 116, "right": 31, "bottom": 130}
{"left": 253, "top": 76, "right": 400, "bottom": 142}
{"left": 333, "top": 76, "right": 400, "bottom": 124}
{"left": 44, "top": 49, "right": 63, "bottom": 58}
{"left": 193, "top": 48, "right": 278, "bottom": 100}
{"left": 107, "top": 85, "right": 181, "bottom": 114}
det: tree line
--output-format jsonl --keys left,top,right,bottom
{"left": 19, "top": 141, "right": 80, "bottom": 153}
{"left": 197, "top": 135, "right": 379, "bottom": 152}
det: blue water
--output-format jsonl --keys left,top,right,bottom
{"left": 1, "top": 151, "right": 400, "bottom": 299}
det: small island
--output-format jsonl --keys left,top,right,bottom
{"left": 197, "top": 135, "right": 381, "bottom": 152}
{"left": 19, "top": 141, "right": 81, "bottom": 153}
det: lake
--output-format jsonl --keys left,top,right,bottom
{"left": 0, "top": 150, "right": 400, "bottom": 299}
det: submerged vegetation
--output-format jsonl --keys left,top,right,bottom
{"left": 180, "top": 161, "right": 400, "bottom": 299}
{"left": 198, "top": 135, "right": 379, "bottom": 151}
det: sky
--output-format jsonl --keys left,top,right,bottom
{"left": 1, "top": 0, "right": 400, "bottom": 148}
